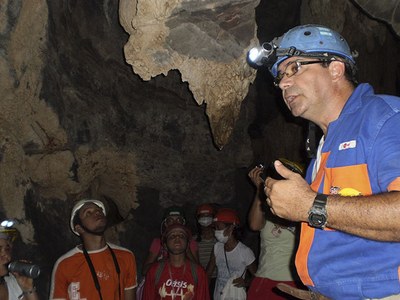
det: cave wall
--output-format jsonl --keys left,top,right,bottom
{"left": 1, "top": 0, "right": 400, "bottom": 297}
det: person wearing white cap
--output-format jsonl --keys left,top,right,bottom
{"left": 0, "top": 229, "right": 39, "bottom": 300}
{"left": 49, "top": 199, "right": 138, "bottom": 300}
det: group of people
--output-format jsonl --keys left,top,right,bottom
{"left": 2, "top": 23, "right": 400, "bottom": 299}
{"left": 140, "top": 204, "right": 257, "bottom": 300}
{"left": 48, "top": 200, "right": 259, "bottom": 300}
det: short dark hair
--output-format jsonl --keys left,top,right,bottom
{"left": 320, "top": 57, "right": 358, "bottom": 86}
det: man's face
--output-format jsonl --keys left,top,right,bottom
{"left": 165, "top": 228, "right": 188, "bottom": 255}
{"left": 77, "top": 202, "right": 107, "bottom": 235}
{"left": 277, "top": 57, "right": 332, "bottom": 120}
{"left": 0, "top": 238, "right": 11, "bottom": 265}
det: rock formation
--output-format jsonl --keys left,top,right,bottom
{"left": 120, "top": 0, "right": 259, "bottom": 148}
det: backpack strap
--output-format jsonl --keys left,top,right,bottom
{"left": 189, "top": 261, "right": 198, "bottom": 286}
{"left": 155, "top": 260, "right": 165, "bottom": 286}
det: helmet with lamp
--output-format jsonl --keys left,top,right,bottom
{"left": 247, "top": 24, "right": 358, "bottom": 79}
{"left": 0, "top": 219, "right": 19, "bottom": 242}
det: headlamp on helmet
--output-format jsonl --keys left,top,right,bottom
{"left": 0, "top": 219, "right": 19, "bottom": 242}
{"left": 247, "top": 24, "right": 357, "bottom": 78}
{"left": 247, "top": 41, "right": 277, "bottom": 68}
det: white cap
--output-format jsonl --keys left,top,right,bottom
{"left": 70, "top": 199, "right": 106, "bottom": 236}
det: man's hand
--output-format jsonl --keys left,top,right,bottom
{"left": 248, "top": 165, "right": 264, "bottom": 189}
{"left": 264, "top": 160, "right": 315, "bottom": 222}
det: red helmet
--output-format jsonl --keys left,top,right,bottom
{"left": 196, "top": 203, "right": 214, "bottom": 216}
{"left": 214, "top": 208, "right": 240, "bottom": 225}
{"left": 162, "top": 223, "right": 192, "bottom": 242}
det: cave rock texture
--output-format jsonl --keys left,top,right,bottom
{"left": 2, "top": 0, "right": 400, "bottom": 298}
{"left": 120, "top": 0, "right": 259, "bottom": 148}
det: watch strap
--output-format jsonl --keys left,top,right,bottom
{"left": 314, "top": 193, "right": 328, "bottom": 208}
{"left": 308, "top": 193, "right": 328, "bottom": 228}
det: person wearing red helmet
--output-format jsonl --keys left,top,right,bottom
{"left": 143, "top": 224, "right": 210, "bottom": 300}
{"left": 206, "top": 208, "right": 257, "bottom": 300}
{"left": 195, "top": 204, "right": 216, "bottom": 270}
{"left": 194, "top": 203, "right": 217, "bottom": 297}
{"left": 142, "top": 206, "right": 199, "bottom": 277}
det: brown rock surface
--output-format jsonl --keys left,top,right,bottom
{"left": 120, "top": 0, "right": 259, "bottom": 148}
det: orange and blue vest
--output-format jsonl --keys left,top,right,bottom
{"left": 296, "top": 83, "right": 400, "bottom": 299}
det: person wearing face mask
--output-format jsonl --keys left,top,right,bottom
{"left": 194, "top": 203, "right": 217, "bottom": 297}
{"left": 206, "top": 208, "right": 257, "bottom": 300}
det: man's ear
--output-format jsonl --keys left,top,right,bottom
{"left": 75, "top": 224, "right": 84, "bottom": 235}
{"left": 329, "top": 61, "right": 345, "bottom": 81}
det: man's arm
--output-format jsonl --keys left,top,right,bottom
{"left": 265, "top": 160, "right": 400, "bottom": 242}
{"left": 247, "top": 166, "right": 266, "bottom": 231}
{"left": 324, "top": 192, "right": 400, "bottom": 241}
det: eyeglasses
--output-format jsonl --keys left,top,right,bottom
{"left": 274, "top": 60, "right": 327, "bottom": 87}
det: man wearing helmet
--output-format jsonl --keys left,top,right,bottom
{"left": 250, "top": 25, "right": 400, "bottom": 299}
{"left": 49, "top": 199, "right": 138, "bottom": 300}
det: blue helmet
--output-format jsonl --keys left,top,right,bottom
{"left": 270, "top": 24, "right": 356, "bottom": 77}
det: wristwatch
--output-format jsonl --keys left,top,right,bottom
{"left": 308, "top": 193, "right": 328, "bottom": 228}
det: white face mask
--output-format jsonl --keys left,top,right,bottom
{"left": 214, "top": 229, "right": 229, "bottom": 244}
{"left": 198, "top": 217, "right": 213, "bottom": 227}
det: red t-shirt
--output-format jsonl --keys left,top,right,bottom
{"left": 143, "top": 260, "right": 209, "bottom": 300}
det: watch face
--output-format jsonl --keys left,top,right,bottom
{"left": 310, "top": 213, "right": 327, "bottom": 227}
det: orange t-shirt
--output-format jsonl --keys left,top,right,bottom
{"left": 50, "top": 244, "right": 137, "bottom": 300}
